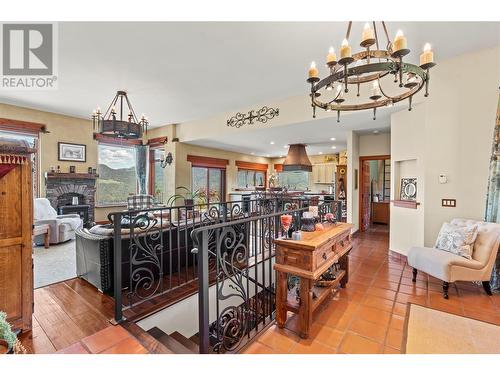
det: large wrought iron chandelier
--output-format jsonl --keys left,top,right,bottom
{"left": 307, "top": 22, "right": 436, "bottom": 122}
{"left": 92, "top": 90, "right": 148, "bottom": 139}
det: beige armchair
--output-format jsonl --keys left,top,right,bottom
{"left": 408, "top": 218, "right": 500, "bottom": 299}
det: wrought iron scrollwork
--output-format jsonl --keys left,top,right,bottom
{"left": 127, "top": 213, "right": 162, "bottom": 304}
{"left": 212, "top": 226, "right": 250, "bottom": 353}
{"left": 227, "top": 106, "right": 279, "bottom": 128}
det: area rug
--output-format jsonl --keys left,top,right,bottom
{"left": 33, "top": 240, "right": 77, "bottom": 288}
{"left": 403, "top": 303, "right": 500, "bottom": 354}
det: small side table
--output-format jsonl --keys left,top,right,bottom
{"left": 33, "top": 224, "right": 50, "bottom": 249}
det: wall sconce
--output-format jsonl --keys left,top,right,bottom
{"left": 160, "top": 152, "right": 173, "bottom": 168}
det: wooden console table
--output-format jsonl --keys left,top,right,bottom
{"left": 274, "top": 223, "right": 353, "bottom": 338}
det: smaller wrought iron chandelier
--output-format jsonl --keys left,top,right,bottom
{"left": 92, "top": 90, "right": 148, "bottom": 139}
{"left": 307, "top": 22, "right": 436, "bottom": 122}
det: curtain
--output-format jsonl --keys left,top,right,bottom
{"left": 135, "top": 144, "right": 148, "bottom": 195}
{"left": 485, "top": 92, "right": 500, "bottom": 291}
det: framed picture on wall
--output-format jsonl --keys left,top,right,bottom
{"left": 58, "top": 142, "right": 86, "bottom": 162}
{"left": 400, "top": 178, "right": 417, "bottom": 200}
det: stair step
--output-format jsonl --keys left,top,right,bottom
{"left": 189, "top": 333, "right": 199, "bottom": 345}
{"left": 170, "top": 331, "right": 199, "bottom": 353}
{"left": 147, "top": 327, "right": 194, "bottom": 354}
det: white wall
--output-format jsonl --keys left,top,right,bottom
{"left": 390, "top": 45, "right": 500, "bottom": 254}
{"left": 347, "top": 131, "right": 359, "bottom": 232}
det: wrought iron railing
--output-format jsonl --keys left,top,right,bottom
{"left": 108, "top": 194, "right": 341, "bottom": 340}
{"left": 191, "top": 200, "right": 340, "bottom": 353}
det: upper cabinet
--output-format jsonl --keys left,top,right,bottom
{"left": 311, "top": 163, "right": 336, "bottom": 184}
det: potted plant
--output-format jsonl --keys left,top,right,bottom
{"left": 166, "top": 186, "right": 206, "bottom": 207}
{"left": 0, "top": 311, "right": 25, "bottom": 354}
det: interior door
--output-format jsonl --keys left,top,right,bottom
{"left": 361, "top": 161, "right": 371, "bottom": 231}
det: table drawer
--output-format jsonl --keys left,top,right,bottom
{"left": 277, "top": 246, "right": 312, "bottom": 271}
{"left": 336, "top": 233, "right": 351, "bottom": 255}
{"left": 314, "top": 243, "right": 336, "bottom": 269}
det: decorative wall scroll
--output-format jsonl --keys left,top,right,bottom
{"left": 227, "top": 106, "right": 279, "bottom": 128}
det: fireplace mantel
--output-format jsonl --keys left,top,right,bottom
{"left": 45, "top": 172, "right": 99, "bottom": 180}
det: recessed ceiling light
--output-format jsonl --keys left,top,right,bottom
{"left": 330, "top": 137, "right": 336, "bottom": 141}
{"left": 373, "top": 130, "right": 379, "bottom": 134}
{"left": 270, "top": 141, "right": 275, "bottom": 145}
{"left": 319, "top": 152, "right": 323, "bottom": 155}
{"left": 331, "top": 146, "right": 337, "bottom": 149}
{"left": 283, "top": 145, "right": 288, "bottom": 148}
{"left": 251, "top": 152, "right": 255, "bottom": 155}
{"left": 266, "top": 154, "right": 270, "bottom": 157}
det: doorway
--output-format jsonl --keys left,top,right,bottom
{"left": 359, "top": 155, "right": 391, "bottom": 232}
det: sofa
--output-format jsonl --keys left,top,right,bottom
{"left": 408, "top": 218, "right": 500, "bottom": 299}
{"left": 34, "top": 198, "right": 83, "bottom": 245}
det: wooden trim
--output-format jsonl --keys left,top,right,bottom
{"left": 94, "top": 133, "right": 142, "bottom": 146}
{"left": 0, "top": 118, "right": 46, "bottom": 134}
{"left": 391, "top": 200, "right": 420, "bottom": 209}
{"left": 358, "top": 155, "right": 391, "bottom": 232}
{"left": 187, "top": 155, "right": 229, "bottom": 169}
{"left": 148, "top": 149, "right": 155, "bottom": 196}
{"left": 147, "top": 136, "right": 167, "bottom": 148}
{"left": 95, "top": 220, "right": 111, "bottom": 225}
{"left": 274, "top": 164, "right": 283, "bottom": 173}
{"left": 46, "top": 172, "right": 98, "bottom": 180}
{"left": 359, "top": 154, "right": 391, "bottom": 161}
{"left": 235, "top": 160, "right": 268, "bottom": 171}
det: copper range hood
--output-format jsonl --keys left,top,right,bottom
{"left": 282, "top": 144, "right": 312, "bottom": 172}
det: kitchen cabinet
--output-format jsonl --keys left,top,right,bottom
{"left": 311, "top": 163, "right": 335, "bottom": 184}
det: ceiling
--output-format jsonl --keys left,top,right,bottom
{"left": 187, "top": 106, "right": 394, "bottom": 157}
{"left": 0, "top": 22, "right": 498, "bottom": 129}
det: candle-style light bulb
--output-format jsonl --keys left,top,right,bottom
{"left": 326, "top": 46, "right": 337, "bottom": 64}
{"left": 420, "top": 42, "right": 434, "bottom": 66}
{"left": 308, "top": 61, "right": 319, "bottom": 79}
{"left": 362, "top": 23, "right": 374, "bottom": 43}
{"left": 393, "top": 30, "right": 407, "bottom": 52}
{"left": 340, "top": 38, "right": 351, "bottom": 59}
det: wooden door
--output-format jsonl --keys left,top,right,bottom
{"left": 361, "top": 161, "right": 371, "bottom": 231}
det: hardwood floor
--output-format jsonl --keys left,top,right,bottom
{"left": 243, "top": 227, "right": 500, "bottom": 354}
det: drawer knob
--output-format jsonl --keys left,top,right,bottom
{"left": 322, "top": 253, "right": 327, "bottom": 260}
{"left": 340, "top": 240, "right": 344, "bottom": 247}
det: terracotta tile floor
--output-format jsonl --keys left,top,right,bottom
{"left": 243, "top": 225, "right": 500, "bottom": 354}
{"left": 56, "top": 325, "right": 148, "bottom": 354}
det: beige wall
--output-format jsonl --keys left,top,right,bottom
{"left": 390, "top": 45, "right": 500, "bottom": 254}
{"left": 146, "top": 124, "right": 272, "bottom": 202}
{"left": 359, "top": 133, "right": 391, "bottom": 157}
{"left": 0, "top": 103, "right": 123, "bottom": 221}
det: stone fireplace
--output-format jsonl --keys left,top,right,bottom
{"left": 45, "top": 172, "right": 97, "bottom": 225}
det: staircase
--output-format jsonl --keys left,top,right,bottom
{"left": 147, "top": 327, "right": 200, "bottom": 354}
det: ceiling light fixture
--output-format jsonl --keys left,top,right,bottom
{"left": 331, "top": 146, "right": 337, "bottom": 149}
{"left": 330, "top": 137, "right": 336, "bottom": 141}
{"left": 307, "top": 22, "right": 436, "bottom": 122}
{"left": 270, "top": 141, "right": 275, "bottom": 145}
{"left": 92, "top": 90, "right": 148, "bottom": 139}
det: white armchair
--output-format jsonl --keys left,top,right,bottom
{"left": 408, "top": 218, "right": 500, "bottom": 299}
{"left": 34, "top": 198, "right": 83, "bottom": 244}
